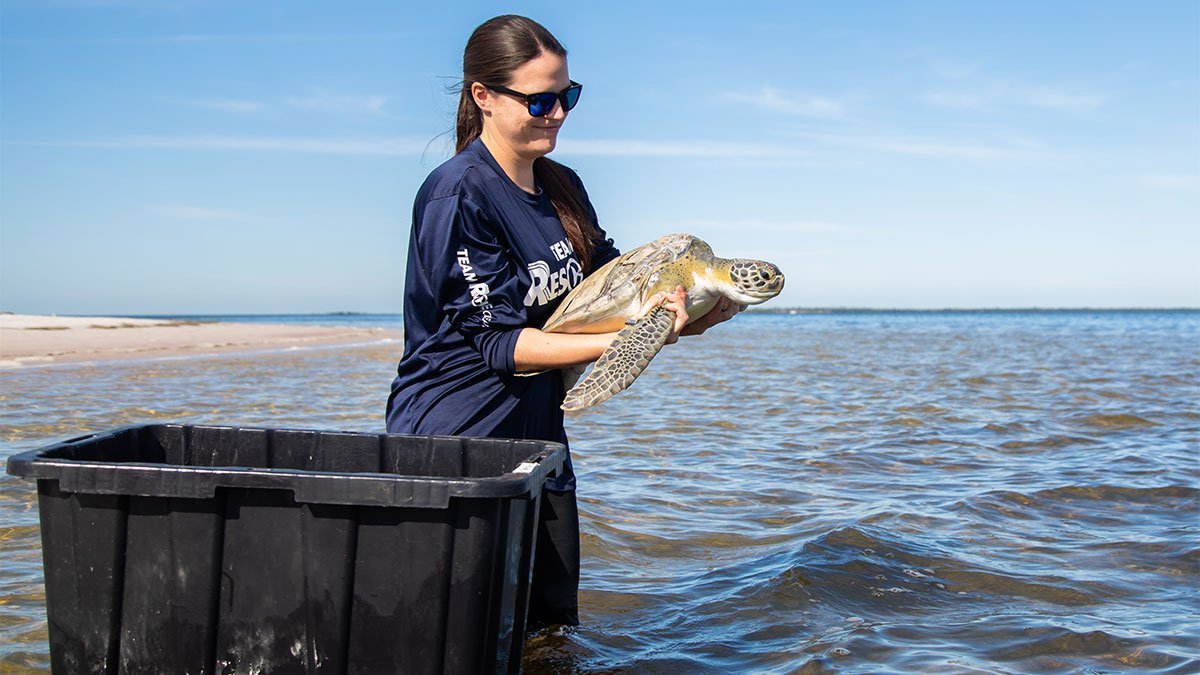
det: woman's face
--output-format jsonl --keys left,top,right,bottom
{"left": 474, "top": 51, "right": 571, "bottom": 161}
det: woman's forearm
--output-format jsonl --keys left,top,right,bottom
{"left": 513, "top": 327, "right": 618, "bottom": 372}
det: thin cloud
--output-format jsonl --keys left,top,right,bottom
{"left": 922, "top": 84, "right": 1106, "bottom": 111}
{"left": 555, "top": 138, "right": 799, "bottom": 158}
{"left": 285, "top": 89, "right": 390, "bottom": 115}
{"left": 8, "top": 135, "right": 432, "bottom": 155}
{"left": 166, "top": 90, "right": 392, "bottom": 115}
{"left": 6, "top": 132, "right": 1053, "bottom": 163}
{"left": 1015, "top": 87, "right": 1106, "bottom": 110}
{"left": 606, "top": 220, "right": 857, "bottom": 248}
{"left": 671, "top": 219, "right": 858, "bottom": 234}
{"left": 1, "top": 32, "right": 410, "bottom": 45}
{"left": 1135, "top": 173, "right": 1200, "bottom": 190}
{"left": 720, "top": 86, "right": 846, "bottom": 118}
{"left": 795, "top": 130, "right": 1055, "bottom": 161}
{"left": 930, "top": 59, "right": 979, "bottom": 81}
{"left": 8, "top": 134, "right": 798, "bottom": 160}
{"left": 921, "top": 64, "right": 1107, "bottom": 111}
{"left": 921, "top": 91, "right": 986, "bottom": 108}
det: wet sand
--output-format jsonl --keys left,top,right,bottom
{"left": 0, "top": 314, "right": 401, "bottom": 368}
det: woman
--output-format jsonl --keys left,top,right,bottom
{"left": 385, "top": 14, "right": 741, "bottom": 629}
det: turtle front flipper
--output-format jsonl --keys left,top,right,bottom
{"left": 561, "top": 305, "right": 675, "bottom": 411}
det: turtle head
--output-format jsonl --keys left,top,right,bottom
{"left": 726, "top": 260, "right": 785, "bottom": 304}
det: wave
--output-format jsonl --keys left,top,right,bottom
{"left": 702, "top": 526, "right": 1116, "bottom": 617}
{"left": 1073, "top": 413, "right": 1159, "bottom": 429}
{"left": 970, "top": 484, "right": 1198, "bottom": 508}
{"left": 995, "top": 434, "right": 1098, "bottom": 451}
{"left": 985, "top": 625, "right": 1187, "bottom": 670}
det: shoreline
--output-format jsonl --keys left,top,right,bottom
{"left": 0, "top": 314, "right": 402, "bottom": 369}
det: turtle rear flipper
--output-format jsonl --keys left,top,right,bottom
{"left": 561, "top": 305, "right": 674, "bottom": 411}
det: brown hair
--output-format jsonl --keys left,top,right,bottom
{"left": 456, "top": 15, "right": 600, "bottom": 273}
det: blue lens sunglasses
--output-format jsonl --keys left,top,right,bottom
{"left": 484, "top": 80, "right": 583, "bottom": 117}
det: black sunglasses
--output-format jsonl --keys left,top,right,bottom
{"left": 484, "top": 80, "right": 583, "bottom": 117}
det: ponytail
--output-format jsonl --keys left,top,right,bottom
{"left": 533, "top": 157, "right": 597, "bottom": 273}
{"left": 455, "top": 86, "right": 482, "bottom": 155}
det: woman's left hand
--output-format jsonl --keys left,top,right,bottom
{"left": 679, "top": 296, "right": 746, "bottom": 337}
{"left": 633, "top": 285, "right": 690, "bottom": 344}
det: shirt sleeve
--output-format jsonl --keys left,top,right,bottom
{"left": 570, "top": 172, "right": 622, "bottom": 270}
{"left": 415, "top": 193, "right": 527, "bottom": 374}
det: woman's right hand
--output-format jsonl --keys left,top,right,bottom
{"left": 633, "top": 285, "right": 690, "bottom": 344}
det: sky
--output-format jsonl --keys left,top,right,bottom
{"left": 1, "top": 0, "right": 1197, "bottom": 313}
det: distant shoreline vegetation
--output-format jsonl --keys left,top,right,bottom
{"left": 13, "top": 308, "right": 1197, "bottom": 320}
{"left": 745, "top": 307, "right": 1200, "bottom": 314}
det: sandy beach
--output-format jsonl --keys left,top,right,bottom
{"left": 0, "top": 314, "right": 402, "bottom": 368}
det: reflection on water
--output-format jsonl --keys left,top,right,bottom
{"left": 2, "top": 312, "right": 1198, "bottom": 672}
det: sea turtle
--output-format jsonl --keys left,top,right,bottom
{"left": 541, "top": 233, "right": 785, "bottom": 411}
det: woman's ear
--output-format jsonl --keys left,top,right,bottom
{"left": 470, "top": 82, "right": 491, "bottom": 114}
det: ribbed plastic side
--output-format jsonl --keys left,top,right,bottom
{"left": 13, "top": 425, "right": 561, "bottom": 675}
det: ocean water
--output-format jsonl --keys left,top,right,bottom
{"left": 1, "top": 311, "right": 1197, "bottom": 672}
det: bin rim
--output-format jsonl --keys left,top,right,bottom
{"left": 5, "top": 423, "right": 567, "bottom": 508}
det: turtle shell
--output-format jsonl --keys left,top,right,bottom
{"left": 541, "top": 233, "right": 708, "bottom": 334}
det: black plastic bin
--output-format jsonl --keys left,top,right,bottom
{"left": 5, "top": 424, "right": 566, "bottom": 675}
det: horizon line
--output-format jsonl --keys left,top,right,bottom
{"left": 4, "top": 307, "right": 1198, "bottom": 318}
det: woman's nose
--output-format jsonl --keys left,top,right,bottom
{"left": 545, "top": 100, "right": 568, "bottom": 120}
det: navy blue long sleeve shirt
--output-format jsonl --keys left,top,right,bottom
{"left": 385, "top": 138, "right": 619, "bottom": 490}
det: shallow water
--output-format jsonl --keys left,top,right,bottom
{"left": 2, "top": 311, "right": 1198, "bottom": 672}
